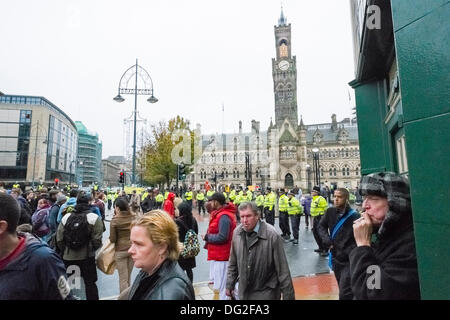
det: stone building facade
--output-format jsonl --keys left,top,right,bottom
{"left": 190, "top": 9, "right": 361, "bottom": 192}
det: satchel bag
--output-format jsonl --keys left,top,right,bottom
{"left": 96, "top": 239, "right": 116, "bottom": 275}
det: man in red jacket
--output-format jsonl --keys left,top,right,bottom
{"left": 202, "top": 192, "right": 237, "bottom": 300}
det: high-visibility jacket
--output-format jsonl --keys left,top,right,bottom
{"left": 164, "top": 191, "right": 169, "bottom": 200}
{"left": 278, "top": 194, "right": 289, "bottom": 212}
{"left": 196, "top": 192, "right": 205, "bottom": 201}
{"left": 255, "top": 195, "right": 265, "bottom": 207}
{"left": 113, "top": 193, "right": 119, "bottom": 201}
{"left": 13, "top": 183, "right": 20, "bottom": 189}
{"left": 223, "top": 192, "right": 228, "bottom": 200}
{"left": 207, "top": 190, "right": 215, "bottom": 198}
{"left": 106, "top": 194, "right": 112, "bottom": 201}
{"left": 310, "top": 195, "right": 328, "bottom": 217}
{"left": 37, "top": 184, "right": 43, "bottom": 191}
{"left": 234, "top": 194, "right": 242, "bottom": 206}
{"left": 93, "top": 185, "right": 98, "bottom": 191}
{"left": 245, "top": 191, "right": 253, "bottom": 201}
{"left": 288, "top": 197, "right": 303, "bottom": 215}
{"left": 185, "top": 191, "right": 193, "bottom": 201}
{"left": 264, "top": 192, "right": 276, "bottom": 211}
{"left": 155, "top": 194, "right": 164, "bottom": 203}
{"left": 229, "top": 190, "right": 236, "bottom": 202}
{"left": 141, "top": 192, "right": 148, "bottom": 201}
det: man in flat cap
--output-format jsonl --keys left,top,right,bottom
{"left": 350, "top": 172, "right": 420, "bottom": 299}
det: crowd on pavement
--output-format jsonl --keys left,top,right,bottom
{"left": 0, "top": 171, "right": 421, "bottom": 300}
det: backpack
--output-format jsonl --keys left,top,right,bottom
{"left": 31, "top": 208, "right": 50, "bottom": 237}
{"left": 180, "top": 228, "right": 200, "bottom": 259}
{"left": 63, "top": 213, "right": 91, "bottom": 250}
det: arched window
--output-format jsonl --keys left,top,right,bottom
{"left": 236, "top": 170, "right": 240, "bottom": 179}
{"left": 233, "top": 170, "right": 236, "bottom": 179}
{"left": 284, "top": 173, "right": 293, "bottom": 187}
{"left": 329, "top": 168, "right": 333, "bottom": 177}
{"left": 346, "top": 167, "right": 350, "bottom": 176}
{"left": 279, "top": 42, "right": 288, "bottom": 58}
{"left": 333, "top": 168, "right": 337, "bottom": 176}
{"left": 233, "top": 153, "right": 237, "bottom": 162}
{"left": 320, "top": 167, "right": 324, "bottom": 177}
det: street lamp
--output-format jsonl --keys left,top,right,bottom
{"left": 312, "top": 147, "right": 320, "bottom": 187}
{"left": 305, "top": 164, "right": 311, "bottom": 191}
{"left": 113, "top": 59, "right": 158, "bottom": 185}
{"left": 30, "top": 120, "right": 48, "bottom": 189}
{"left": 69, "top": 160, "right": 83, "bottom": 186}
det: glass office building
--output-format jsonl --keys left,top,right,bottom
{"left": 0, "top": 94, "right": 78, "bottom": 185}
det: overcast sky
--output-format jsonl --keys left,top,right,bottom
{"left": 0, "top": 0, "right": 356, "bottom": 158}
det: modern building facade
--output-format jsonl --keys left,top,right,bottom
{"left": 349, "top": 0, "right": 449, "bottom": 299}
{"left": 75, "top": 121, "right": 102, "bottom": 186}
{"left": 0, "top": 94, "right": 78, "bottom": 186}
{"left": 191, "top": 9, "right": 361, "bottom": 192}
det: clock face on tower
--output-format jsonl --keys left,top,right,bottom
{"left": 278, "top": 60, "right": 289, "bottom": 71}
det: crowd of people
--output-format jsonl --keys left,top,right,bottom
{"left": 0, "top": 171, "right": 421, "bottom": 300}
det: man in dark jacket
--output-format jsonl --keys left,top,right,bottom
{"left": 350, "top": 172, "right": 420, "bottom": 299}
{"left": 141, "top": 191, "right": 156, "bottom": 213}
{"left": 0, "top": 193, "right": 73, "bottom": 300}
{"left": 317, "top": 188, "right": 359, "bottom": 299}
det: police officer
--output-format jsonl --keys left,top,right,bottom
{"left": 263, "top": 187, "right": 276, "bottom": 226}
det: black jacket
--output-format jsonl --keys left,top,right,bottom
{"left": 175, "top": 216, "right": 198, "bottom": 270}
{"left": 318, "top": 205, "right": 360, "bottom": 263}
{"left": 141, "top": 196, "right": 156, "bottom": 213}
{"left": 128, "top": 259, "right": 195, "bottom": 300}
{"left": 349, "top": 213, "right": 420, "bottom": 300}
{"left": 317, "top": 205, "right": 359, "bottom": 300}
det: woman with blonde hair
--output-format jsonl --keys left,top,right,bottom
{"left": 126, "top": 210, "right": 195, "bottom": 300}
{"left": 109, "top": 198, "right": 135, "bottom": 293}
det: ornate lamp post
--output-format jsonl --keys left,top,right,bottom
{"left": 306, "top": 164, "right": 311, "bottom": 191}
{"left": 113, "top": 59, "right": 158, "bottom": 185}
{"left": 312, "top": 147, "right": 320, "bottom": 187}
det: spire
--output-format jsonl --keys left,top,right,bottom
{"left": 278, "top": 4, "right": 287, "bottom": 26}
{"left": 299, "top": 116, "right": 305, "bottom": 130}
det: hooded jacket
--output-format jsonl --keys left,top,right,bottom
{"left": 57, "top": 197, "right": 77, "bottom": 224}
{"left": 163, "top": 192, "right": 176, "bottom": 218}
{"left": 349, "top": 172, "right": 420, "bottom": 300}
{"left": 0, "top": 233, "right": 73, "bottom": 300}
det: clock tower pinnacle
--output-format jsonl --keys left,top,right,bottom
{"left": 272, "top": 7, "right": 299, "bottom": 128}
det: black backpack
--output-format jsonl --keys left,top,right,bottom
{"left": 63, "top": 212, "right": 91, "bottom": 250}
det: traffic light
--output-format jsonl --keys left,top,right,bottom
{"left": 119, "top": 171, "right": 124, "bottom": 183}
{"left": 178, "top": 163, "right": 186, "bottom": 180}
{"left": 54, "top": 178, "right": 59, "bottom": 187}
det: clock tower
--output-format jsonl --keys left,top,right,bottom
{"left": 272, "top": 7, "right": 299, "bottom": 128}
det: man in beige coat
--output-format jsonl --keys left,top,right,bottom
{"left": 226, "top": 201, "right": 295, "bottom": 300}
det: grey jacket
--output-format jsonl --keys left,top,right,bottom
{"left": 226, "top": 220, "right": 295, "bottom": 300}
